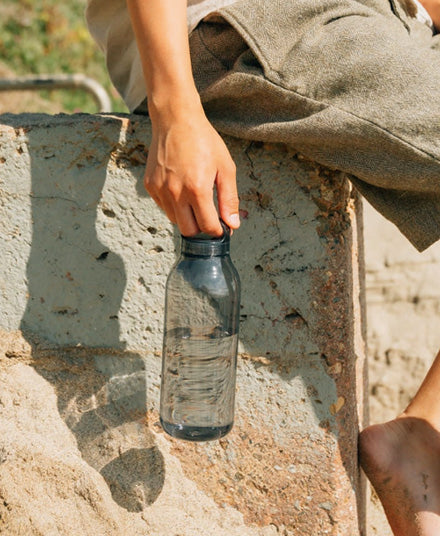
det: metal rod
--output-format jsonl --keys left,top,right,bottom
{"left": 0, "top": 74, "right": 112, "bottom": 113}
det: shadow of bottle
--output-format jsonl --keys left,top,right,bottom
{"left": 2, "top": 113, "right": 165, "bottom": 512}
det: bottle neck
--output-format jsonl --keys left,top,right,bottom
{"left": 180, "top": 235, "right": 230, "bottom": 257}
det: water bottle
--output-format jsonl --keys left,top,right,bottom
{"left": 160, "top": 222, "right": 240, "bottom": 441}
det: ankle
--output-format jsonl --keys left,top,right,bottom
{"left": 398, "top": 409, "right": 440, "bottom": 435}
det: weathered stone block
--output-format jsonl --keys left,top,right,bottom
{"left": 0, "top": 113, "right": 366, "bottom": 535}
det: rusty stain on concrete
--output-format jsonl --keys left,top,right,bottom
{"left": 165, "top": 414, "right": 336, "bottom": 532}
{"left": 0, "top": 115, "right": 366, "bottom": 535}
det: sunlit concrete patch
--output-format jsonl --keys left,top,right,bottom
{"left": 0, "top": 113, "right": 366, "bottom": 535}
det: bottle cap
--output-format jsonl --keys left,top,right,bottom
{"left": 181, "top": 220, "right": 231, "bottom": 256}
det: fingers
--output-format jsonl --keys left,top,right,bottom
{"left": 143, "top": 121, "right": 239, "bottom": 237}
{"left": 189, "top": 193, "right": 223, "bottom": 237}
{"left": 145, "top": 166, "right": 239, "bottom": 237}
{"left": 147, "top": 178, "right": 224, "bottom": 237}
{"left": 144, "top": 177, "right": 177, "bottom": 224}
{"left": 174, "top": 203, "right": 199, "bottom": 237}
{"left": 216, "top": 160, "right": 240, "bottom": 231}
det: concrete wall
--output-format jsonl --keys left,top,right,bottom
{"left": 0, "top": 113, "right": 367, "bottom": 535}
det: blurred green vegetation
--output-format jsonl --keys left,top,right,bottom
{"left": 0, "top": 0, "right": 127, "bottom": 113}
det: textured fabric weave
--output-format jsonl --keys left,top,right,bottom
{"left": 183, "top": 1, "right": 440, "bottom": 251}
{"left": 90, "top": 0, "right": 440, "bottom": 251}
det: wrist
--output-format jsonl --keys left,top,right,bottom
{"left": 148, "top": 88, "right": 204, "bottom": 125}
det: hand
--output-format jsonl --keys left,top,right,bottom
{"left": 144, "top": 105, "right": 240, "bottom": 237}
{"left": 126, "top": 0, "right": 238, "bottom": 236}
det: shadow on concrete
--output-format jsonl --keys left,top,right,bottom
{"left": 31, "top": 347, "right": 165, "bottom": 512}
{"left": 1, "top": 113, "right": 165, "bottom": 512}
{"left": 1, "top": 113, "right": 366, "bottom": 532}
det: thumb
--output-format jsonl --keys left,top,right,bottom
{"left": 216, "top": 163, "right": 240, "bottom": 230}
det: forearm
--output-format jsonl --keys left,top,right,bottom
{"left": 418, "top": 0, "right": 440, "bottom": 30}
{"left": 126, "top": 0, "right": 202, "bottom": 120}
{"left": 126, "top": 0, "right": 239, "bottom": 237}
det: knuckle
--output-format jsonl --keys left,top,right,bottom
{"left": 143, "top": 174, "right": 153, "bottom": 190}
{"left": 185, "top": 175, "right": 206, "bottom": 194}
{"left": 228, "top": 160, "right": 236, "bottom": 174}
{"left": 187, "top": 184, "right": 209, "bottom": 201}
{"left": 181, "top": 225, "right": 199, "bottom": 237}
{"left": 166, "top": 181, "right": 182, "bottom": 199}
{"left": 200, "top": 221, "right": 221, "bottom": 236}
{"left": 222, "top": 159, "right": 236, "bottom": 176}
{"left": 143, "top": 173, "right": 160, "bottom": 195}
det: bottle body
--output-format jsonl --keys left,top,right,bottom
{"left": 160, "top": 236, "right": 240, "bottom": 442}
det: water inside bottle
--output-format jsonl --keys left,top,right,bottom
{"left": 160, "top": 326, "right": 238, "bottom": 441}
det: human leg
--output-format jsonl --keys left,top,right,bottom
{"left": 360, "top": 350, "right": 440, "bottom": 536}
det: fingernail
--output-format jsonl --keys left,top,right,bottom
{"left": 230, "top": 213, "right": 240, "bottom": 228}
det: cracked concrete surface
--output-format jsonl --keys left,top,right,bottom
{"left": 0, "top": 113, "right": 366, "bottom": 535}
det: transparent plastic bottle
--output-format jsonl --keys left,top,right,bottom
{"left": 160, "top": 223, "right": 240, "bottom": 441}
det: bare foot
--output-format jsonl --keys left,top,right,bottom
{"left": 359, "top": 416, "right": 440, "bottom": 536}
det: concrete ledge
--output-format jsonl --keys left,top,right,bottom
{"left": 0, "top": 113, "right": 367, "bottom": 535}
